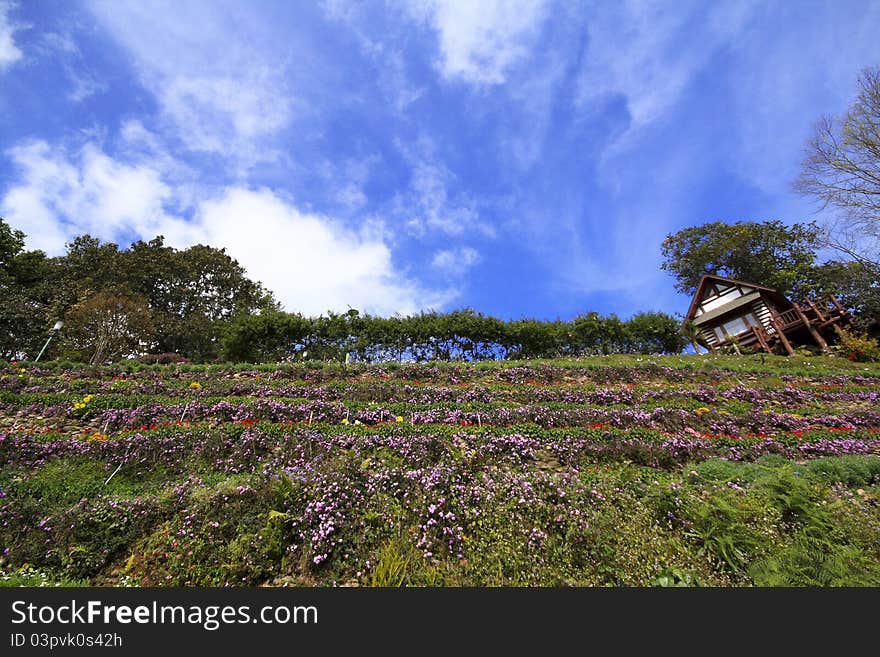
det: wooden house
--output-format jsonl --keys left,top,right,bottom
{"left": 684, "top": 275, "right": 848, "bottom": 355}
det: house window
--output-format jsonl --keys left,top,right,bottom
{"left": 723, "top": 316, "right": 749, "bottom": 336}
{"left": 714, "top": 313, "right": 758, "bottom": 342}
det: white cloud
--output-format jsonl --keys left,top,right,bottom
{"left": 192, "top": 188, "right": 453, "bottom": 316}
{"left": 1, "top": 139, "right": 453, "bottom": 316}
{"left": 85, "top": 0, "right": 295, "bottom": 162}
{"left": 1, "top": 140, "right": 175, "bottom": 252}
{"left": 431, "top": 246, "right": 480, "bottom": 274}
{"left": 0, "top": 1, "right": 23, "bottom": 71}
{"left": 409, "top": 0, "right": 548, "bottom": 86}
{"left": 66, "top": 70, "right": 108, "bottom": 103}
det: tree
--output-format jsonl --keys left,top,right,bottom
{"left": 0, "top": 218, "right": 54, "bottom": 360}
{"left": 44, "top": 234, "right": 278, "bottom": 361}
{"left": 123, "top": 239, "right": 277, "bottom": 359}
{"left": 660, "top": 220, "right": 823, "bottom": 296}
{"left": 794, "top": 67, "right": 880, "bottom": 269}
{"left": 623, "top": 312, "right": 687, "bottom": 354}
{"left": 62, "top": 290, "right": 155, "bottom": 365}
{"left": 801, "top": 260, "right": 880, "bottom": 335}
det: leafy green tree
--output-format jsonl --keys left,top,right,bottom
{"left": 221, "top": 310, "right": 311, "bottom": 362}
{"left": 44, "top": 234, "right": 277, "bottom": 361}
{"left": 624, "top": 312, "right": 687, "bottom": 354}
{"left": 121, "top": 239, "right": 277, "bottom": 360}
{"left": 660, "top": 220, "right": 823, "bottom": 296}
{"left": 0, "top": 218, "right": 54, "bottom": 360}
{"left": 681, "top": 319, "right": 709, "bottom": 354}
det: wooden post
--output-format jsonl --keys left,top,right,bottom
{"left": 770, "top": 315, "right": 795, "bottom": 356}
{"left": 793, "top": 304, "right": 828, "bottom": 352}
{"left": 807, "top": 299, "right": 826, "bottom": 323}
{"left": 829, "top": 295, "right": 846, "bottom": 314}
{"left": 751, "top": 326, "right": 771, "bottom": 354}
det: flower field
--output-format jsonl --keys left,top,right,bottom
{"left": 2, "top": 355, "right": 880, "bottom": 586}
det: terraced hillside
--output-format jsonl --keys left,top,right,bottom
{"left": 2, "top": 355, "right": 880, "bottom": 586}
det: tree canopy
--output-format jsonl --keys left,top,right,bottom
{"left": 660, "top": 220, "right": 823, "bottom": 296}
{"left": 0, "top": 219, "right": 277, "bottom": 362}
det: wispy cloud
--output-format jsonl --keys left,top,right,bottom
{"left": 393, "top": 137, "right": 494, "bottom": 238}
{"left": 38, "top": 31, "right": 109, "bottom": 102}
{"left": 431, "top": 246, "right": 480, "bottom": 275}
{"left": 407, "top": 0, "right": 548, "bottom": 86}
{"left": 2, "top": 140, "right": 175, "bottom": 252}
{"left": 85, "top": 0, "right": 296, "bottom": 164}
{"left": 0, "top": 1, "right": 23, "bottom": 71}
{"left": 576, "top": 0, "right": 757, "bottom": 140}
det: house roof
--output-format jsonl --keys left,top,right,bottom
{"left": 684, "top": 274, "right": 789, "bottom": 322}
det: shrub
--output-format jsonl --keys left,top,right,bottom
{"left": 138, "top": 353, "right": 190, "bottom": 365}
{"left": 834, "top": 326, "right": 880, "bottom": 362}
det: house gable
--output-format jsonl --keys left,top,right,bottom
{"left": 684, "top": 275, "right": 780, "bottom": 323}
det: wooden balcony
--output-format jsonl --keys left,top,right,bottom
{"left": 711, "top": 295, "right": 848, "bottom": 356}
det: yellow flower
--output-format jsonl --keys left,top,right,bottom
{"left": 396, "top": 416, "right": 404, "bottom": 423}
{"left": 87, "top": 432, "right": 107, "bottom": 443}
{"left": 340, "top": 418, "right": 349, "bottom": 425}
{"left": 695, "top": 407, "right": 711, "bottom": 416}
{"left": 189, "top": 382, "right": 202, "bottom": 390}
{"left": 83, "top": 394, "right": 93, "bottom": 403}
{"left": 718, "top": 410, "right": 730, "bottom": 416}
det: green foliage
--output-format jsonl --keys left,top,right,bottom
{"left": 0, "top": 565, "right": 89, "bottom": 588}
{"left": 2, "top": 356, "right": 880, "bottom": 586}
{"left": 220, "top": 308, "right": 687, "bottom": 363}
{"left": 61, "top": 289, "right": 155, "bottom": 365}
{"left": 0, "top": 217, "right": 53, "bottom": 360}
{"left": 749, "top": 535, "right": 880, "bottom": 586}
{"left": 651, "top": 567, "right": 698, "bottom": 587}
{"left": 803, "top": 455, "right": 880, "bottom": 485}
{"left": 368, "top": 538, "right": 417, "bottom": 587}
{"left": 682, "top": 487, "right": 774, "bottom": 574}
{"left": 660, "top": 220, "right": 823, "bottom": 296}
{"left": 0, "top": 225, "right": 277, "bottom": 363}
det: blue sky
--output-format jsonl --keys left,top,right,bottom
{"left": 1, "top": 0, "right": 878, "bottom": 321}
